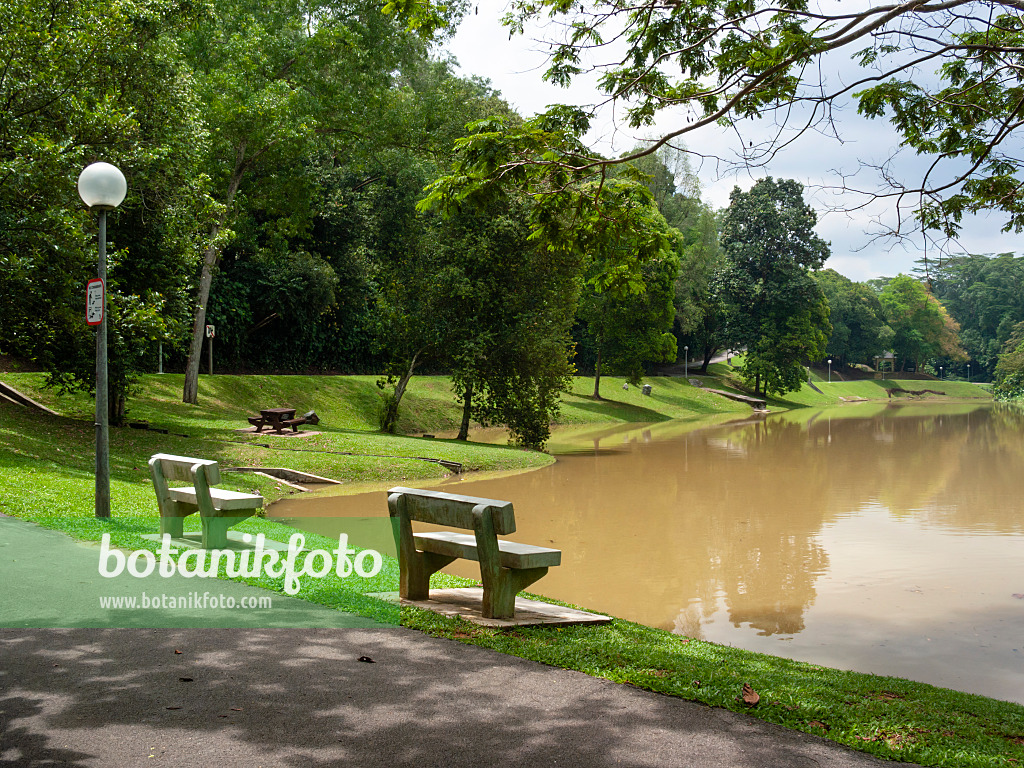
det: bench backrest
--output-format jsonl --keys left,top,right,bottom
{"left": 149, "top": 454, "right": 221, "bottom": 486}
{"left": 387, "top": 487, "right": 516, "bottom": 534}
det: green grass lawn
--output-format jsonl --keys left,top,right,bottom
{"left": 0, "top": 369, "right": 1017, "bottom": 767}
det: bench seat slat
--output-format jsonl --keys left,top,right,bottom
{"left": 169, "top": 486, "right": 263, "bottom": 512}
{"left": 413, "top": 531, "right": 561, "bottom": 569}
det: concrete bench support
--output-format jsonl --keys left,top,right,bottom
{"left": 387, "top": 487, "right": 560, "bottom": 620}
{"left": 149, "top": 453, "right": 263, "bottom": 548}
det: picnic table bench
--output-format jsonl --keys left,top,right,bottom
{"left": 387, "top": 486, "right": 561, "bottom": 619}
{"left": 149, "top": 453, "right": 263, "bottom": 548}
{"left": 247, "top": 408, "right": 319, "bottom": 433}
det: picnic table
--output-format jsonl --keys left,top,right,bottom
{"left": 247, "top": 408, "right": 316, "bottom": 433}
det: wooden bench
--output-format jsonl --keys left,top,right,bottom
{"left": 149, "top": 454, "right": 263, "bottom": 548}
{"left": 387, "top": 487, "right": 561, "bottom": 619}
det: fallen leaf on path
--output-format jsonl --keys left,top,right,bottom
{"left": 357, "top": 656, "right": 375, "bottom": 663}
{"left": 174, "top": 650, "right": 182, "bottom": 654}
{"left": 178, "top": 677, "right": 193, "bottom": 682}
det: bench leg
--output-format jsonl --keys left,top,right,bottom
{"left": 160, "top": 515, "right": 185, "bottom": 539}
{"left": 482, "top": 566, "right": 549, "bottom": 620}
{"left": 401, "top": 551, "right": 457, "bottom": 601}
{"left": 201, "top": 516, "right": 232, "bottom": 549}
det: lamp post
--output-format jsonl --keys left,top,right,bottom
{"left": 78, "top": 162, "right": 127, "bottom": 519}
{"left": 967, "top": 363, "right": 971, "bottom": 383}
{"left": 684, "top": 345, "right": 689, "bottom": 378}
{"left": 939, "top": 365, "right": 944, "bottom": 380}
{"left": 827, "top": 357, "right": 832, "bottom": 384}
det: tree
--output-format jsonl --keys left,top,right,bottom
{"left": 176, "top": 0, "right": 430, "bottom": 403}
{"left": 719, "top": 178, "right": 831, "bottom": 396}
{"left": 993, "top": 322, "right": 1024, "bottom": 399}
{"left": 431, "top": 192, "right": 577, "bottom": 448}
{"left": 0, "top": 0, "right": 209, "bottom": 421}
{"left": 667, "top": 193, "right": 726, "bottom": 373}
{"left": 879, "top": 275, "right": 968, "bottom": 371}
{"left": 814, "top": 269, "right": 887, "bottom": 368}
{"left": 575, "top": 182, "right": 681, "bottom": 398}
{"left": 927, "top": 253, "right": 1024, "bottom": 378}
{"left": 614, "top": 145, "right": 727, "bottom": 373}
{"left": 398, "top": 1, "right": 1024, "bottom": 245}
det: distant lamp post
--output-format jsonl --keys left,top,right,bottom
{"left": 827, "top": 357, "right": 832, "bottom": 384}
{"left": 967, "top": 363, "right": 971, "bottom": 383}
{"left": 684, "top": 345, "right": 689, "bottom": 379}
{"left": 939, "top": 365, "right": 944, "bottom": 380}
{"left": 78, "top": 162, "right": 127, "bottom": 519}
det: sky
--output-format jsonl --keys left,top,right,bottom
{"left": 440, "top": 5, "right": 1022, "bottom": 282}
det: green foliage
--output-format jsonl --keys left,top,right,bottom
{"left": 433, "top": 192, "right": 578, "bottom": 449}
{"left": 927, "top": 252, "right": 1024, "bottom": 379}
{"left": 814, "top": 269, "right": 887, "bottom": 367}
{"left": 879, "top": 275, "right": 967, "bottom": 371}
{"left": 993, "top": 322, "right": 1024, "bottom": 400}
{"left": 0, "top": 0, "right": 210, "bottom": 415}
{"left": 719, "top": 178, "right": 830, "bottom": 396}
{"left": 576, "top": 180, "right": 681, "bottom": 393}
{"left": 417, "top": 1, "right": 1024, "bottom": 244}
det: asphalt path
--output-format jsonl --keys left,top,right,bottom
{"left": 0, "top": 517, "right": 912, "bottom": 767}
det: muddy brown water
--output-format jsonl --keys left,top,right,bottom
{"left": 271, "top": 402, "right": 1024, "bottom": 704}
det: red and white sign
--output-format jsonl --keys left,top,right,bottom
{"left": 86, "top": 279, "right": 104, "bottom": 326}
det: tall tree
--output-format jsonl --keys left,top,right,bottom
{"left": 576, "top": 182, "right": 680, "bottom": 398}
{"left": 176, "top": 0, "right": 433, "bottom": 403}
{"left": 814, "top": 269, "right": 888, "bottom": 369}
{"left": 431, "top": 192, "right": 577, "bottom": 448}
{"left": 0, "top": 0, "right": 208, "bottom": 420}
{"left": 879, "top": 275, "right": 968, "bottom": 371}
{"left": 614, "top": 144, "right": 727, "bottom": 373}
{"left": 993, "top": 321, "right": 1024, "bottom": 399}
{"left": 720, "top": 178, "right": 830, "bottom": 396}
{"left": 927, "top": 253, "right": 1024, "bottom": 378}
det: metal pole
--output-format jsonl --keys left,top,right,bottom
{"left": 158, "top": 341, "right": 163, "bottom": 374}
{"left": 208, "top": 334, "right": 213, "bottom": 376}
{"left": 95, "top": 210, "right": 110, "bottom": 519}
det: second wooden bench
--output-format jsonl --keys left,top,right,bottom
{"left": 387, "top": 486, "right": 561, "bottom": 619}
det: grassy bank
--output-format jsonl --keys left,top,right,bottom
{"left": 1, "top": 370, "right": 1017, "bottom": 767}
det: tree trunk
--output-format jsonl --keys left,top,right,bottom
{"left": 700, "top": 346, "right": 717, "bottom": 374}
{"left": 183, "top": 150, "right": 248, "bottom": 404}
{"left": 380, "top": 351, "right": 420, "bottom": 434}
{"left": 593, "top": 341, "right": 603, "bottom": 399}
{"left": 755, "top": 371, "right": 761, "bottom": 396}
{"left": 110, "top": 393, "right": 127, "bottom": 427}
{"left": 456, "top": 383, "right": 473, "bottom": 441}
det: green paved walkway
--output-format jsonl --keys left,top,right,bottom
{"left": 0, "top": 514, "right": 387, "bottom": 629}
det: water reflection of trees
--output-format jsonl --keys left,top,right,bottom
{"left": 285, "top": 404, "right": 1024, "bottom": 640}
{"left": 670, "top": 404, "right": 1023, "bottom": 638}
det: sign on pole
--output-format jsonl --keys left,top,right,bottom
{"left": 205, "top": 324, "right": 215, "bottom": 338}
{"left": 86, "top": 279, "right": 104, "bottom": 326}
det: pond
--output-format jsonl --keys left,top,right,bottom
{"left": 270, "top": 402, "right": 1024, "bottom": 704}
